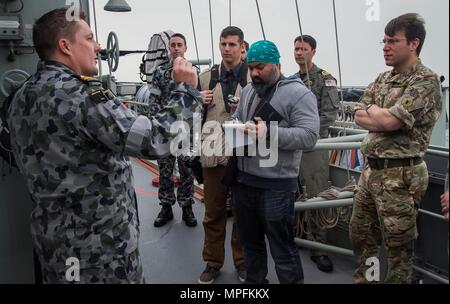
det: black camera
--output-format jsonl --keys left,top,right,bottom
{"left": 227, "top": 95, "right": 240, "bottom": 105}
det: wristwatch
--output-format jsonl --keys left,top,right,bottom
{"left": 353, "top": 104, "right": 365, "bottom": 113}
{"left": 365, "top": 103, "right": 374, "bottom": 113}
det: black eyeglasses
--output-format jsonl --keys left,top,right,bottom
{"left": 380, "top": 38, "right": 407, "bottom": 46}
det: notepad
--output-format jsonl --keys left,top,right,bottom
{"left": 223, "top": 124, "right": 255, "bottom": 149}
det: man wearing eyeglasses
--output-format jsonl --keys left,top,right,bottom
{"left": 350, "top": 13, "right": 442, "bottom": 284}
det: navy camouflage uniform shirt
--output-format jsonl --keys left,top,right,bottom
{"left": 7, "top": 61, "right": 202, "bottom": 273}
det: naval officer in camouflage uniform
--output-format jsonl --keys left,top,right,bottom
{"left": 350, "top": 13, "right": 442, "bottom": 284}
{"left": 145, "top": 33, "right": 197, "bottom": 228}
{"left": 292, "top": 35, "right": 339, "bottom": 272}
{"left": 7, "top": 8, "right": 202, "bottom": 283}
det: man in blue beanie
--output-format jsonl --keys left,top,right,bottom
{"left": 231, "top": 40, "right": 320, "bottom": 283}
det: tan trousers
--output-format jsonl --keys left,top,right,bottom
{"left": 202, "top": 166, "right": 245, "bottom": 270}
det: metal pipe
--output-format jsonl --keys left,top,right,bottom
{"left": 412, "top": 266, "right": 449, "bottom": 284}
{"left": 427, "top": 149, "right": 449, "bottom": 157}
{"left": 322, "top": 140, "right": 448, "bottom": 156}
{"left": 295, "top": 238, "right": 354, "bottom": 257}
{"left": 418, "top": 208, "right": 447, "bottom": 221}
{"left": 328, "top": 128, "right": 448, "bottom": 157}
{"left": 303, "top": 191, "right": 354, "bottom": 202}
{"left": 297, "top": 195, "right": 446, "bottom": 223}
{"left": 295, "top": 239, "right": 449, "bottom": 283}
{"left": 329, "top": 127, "right": 367, "bottom": 135}
{"left": 319, "top": 134, "right": 367, "bottom": 143}
{"left": 189, "top": 59, "right": 212, "bottom": 66}
{"left": 229, "top": 0, "right": 232, "bottom": 26}
{"left": 295, "top": 198, "right": 353, "bottom": 211}
{"left": 313, "top": 142, "right": 361, "bottom": 151}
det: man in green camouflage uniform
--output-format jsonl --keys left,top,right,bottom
{"left": 7, "top": 8, "right": 202, "bottom": 283}
{"left": 142, "top": 33, "right": 197, "bottom": 228}
{"left": 292, "top": 35, "right": 339, "bottom": 272}
{"left": 350, "top": 13, "right": 442, "bottom": 284}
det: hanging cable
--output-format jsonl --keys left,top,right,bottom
{"left": 294, "top": 0, "right": 311, "bottom": 90}
{"left": 188, "top": 0, "right": 200, "bottom": 67}
{"left": 255, "top": 0, "right": 266, "bottom": 40}
{"left": 332, "top": 0, "right": 350, "bottom": 181}
{"left": 208, "top": 0, "right": 215, "bottom": 65}
{"left": 332, "top": 0, "right": 344, "bottom": 95}
{"left": 92, "top": 0, "right": 103, "bottom": 79}
{"left": 229, "top": 0, "right": 232, "bottom": 26}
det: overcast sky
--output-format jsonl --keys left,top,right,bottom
{"left": 91, "top": 0, "right": 449, "bottom": 87}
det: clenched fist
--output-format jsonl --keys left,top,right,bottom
{"left": 173, "top": 57, "right": 198, "bottom": 88}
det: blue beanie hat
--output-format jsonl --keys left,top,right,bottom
{"left": 247, "top": 40, "right": 280, "bottom": 64}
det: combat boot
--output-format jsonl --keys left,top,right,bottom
{"left": 311, "top": 255, "right": 334, "bottom": 272}
{"left": 182, "top": 205, "right": 197, "bottom": 227}
{"left": 154, "top": 204, "right": 173, "bottom": 227}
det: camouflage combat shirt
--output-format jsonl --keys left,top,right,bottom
{"left": 356, "top": 59, "right": 442, "bottom": 158}
{"left": 7, "top": 61, "right": 202, "bottom": 269}
{"left": 293, "top": 64, "right": 339, "bottom": 137}
{"left": 146, "top": 63, "right": 177, "bottom": 117}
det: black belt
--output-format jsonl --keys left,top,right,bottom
{"left": 367, "top": 157, "right": 422, "bottom": 170}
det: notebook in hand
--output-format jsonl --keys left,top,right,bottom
{"left": 254, "top": 102, "right": 284, "bottom": 124}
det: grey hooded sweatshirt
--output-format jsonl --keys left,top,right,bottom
{"left": 232, "top": 77, "right": 319, "bottom": 191}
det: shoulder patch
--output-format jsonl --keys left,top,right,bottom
{"left": 321, "top": 70, "right": 330, "bottom": 77}
{"left": 325, "top": 79, "right": 337, "bottom": 87}
{"left": 89, "top": 89, "right": 115, "bottom": 103}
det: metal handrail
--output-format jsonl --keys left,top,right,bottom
{"left": 295, "top": 194, "right": 447, "bottom": 222}
{"left": 412, "top": 266, "right": 449, "bottom": 284}
{"left": 294, "top": 238, "right": 354, "bottom": 257}
{"left": 294, "top": 238, "right": 449, "bottom": 283}
{"left": 313, "top": 141, "right": 449, "bottom": 158}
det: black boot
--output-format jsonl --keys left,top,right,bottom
{"left": 226, "top": 194, "right": 233, "bottom": 218}
{"left": 154, "top": 205, "right": 173, "bottom": 227}
{"left": 182, "top": 205, "right": 197, "bottom": 227}
{"left": 310, "top": 255, "right": 334, "bottom": 273}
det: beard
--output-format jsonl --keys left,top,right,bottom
{"left": 251, "top": 69, "right": 279, "bottom": 97}
{"left": 252, "top": 79, "right": 273, "bottom": 97}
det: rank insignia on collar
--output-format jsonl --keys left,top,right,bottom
{"left": 79, "top": 75, "right": 101, "bottom": 84}
{"left": 164, "top": 70, "right": 171, "bottom": 79}
{"left": 409, "top": 89, "right": 418, "bottom": 99}
{"left": 89, "top": 89, "right": 115, "bottom": 103}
